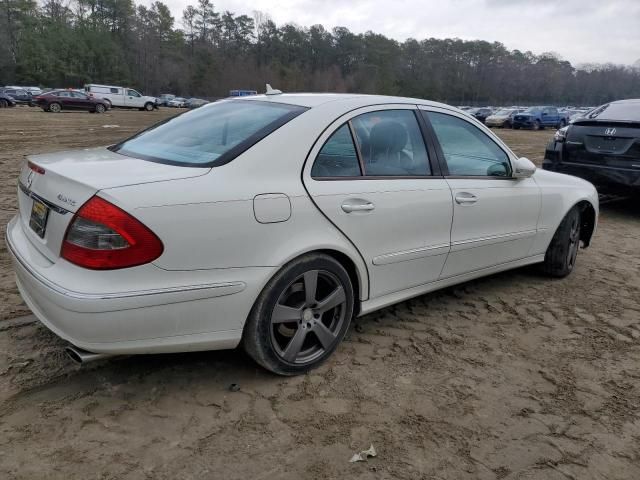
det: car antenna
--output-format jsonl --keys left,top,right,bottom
{"left": 265, "top": 84, "right": 282, "bottom": 95}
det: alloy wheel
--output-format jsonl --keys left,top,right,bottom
{"left": 270, "top": 269, "right": 347, "bottom": 365}
{"left": 49, "top": 103, "right": 61, "bottom": 113}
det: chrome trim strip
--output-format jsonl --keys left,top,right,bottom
{"left": 6, "top": 230, "right": 245, "bottom": 301}
{"left": 450, "top": 229, "right": 537, "bottom": 252}
{"left": 18, "top": 181, "right": 69, "bottom": 215}
{"left": 373, "top": 243, "right": 450, "bottom": 265}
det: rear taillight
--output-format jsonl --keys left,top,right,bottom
{"left": 61, "top": 196, "right": 163, "bottom": 270}
{"left": 28, "top": 161, "right": 45, "bottom": 174}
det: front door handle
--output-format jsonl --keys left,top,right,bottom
{"left": 455, "top": 192, "right": 478, "bottom": 205}
{"left": 341, "top": 202, "right": 375, "bottom": 213}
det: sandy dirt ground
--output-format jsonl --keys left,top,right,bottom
{"left": 0, "top": 106, "right": 639, "bottom": 479}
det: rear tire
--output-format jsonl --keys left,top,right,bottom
{"left": 558, "top": 119, "right": 566, "bottom": 128}
{"left": 542, "top": 207, "right": 581, "bottom": 278}
{"left": 243, "top": 253, "right": 354, "bottom": 376}
{"left": 513, "top": 125, "right": 520, "bottom": 130}
{"left": 532, "top": 120, "right": 541, "bottom": 131}
{"left": 95, "top": 103, "right": 106, "bottom": 113}
{"left": 104, "top": 99, "right": 112, "bottom": 109}
{"left": 0, "top": 99, "right": 7, "bottom": 108}
{"left": 48, "top": 102, "right": 61, "bottom": 113}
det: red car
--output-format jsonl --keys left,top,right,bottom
{"left": 33, "top": 90, "right": 109, "bottom": 113}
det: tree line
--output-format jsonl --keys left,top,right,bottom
{"left": 1, "top": 0, "right": 639, "bottom": 105}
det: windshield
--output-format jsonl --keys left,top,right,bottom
{"left": 494, "top": 109, "right": 514, "bottom": 116}
{"left": 523, "top": 107, "right": 539, "bottom": 114}
{"left": 585, "top": 102, "right": 640, "bottom": 122}
{"left": 113, "top": 100, "right": 307, "bottom": 167}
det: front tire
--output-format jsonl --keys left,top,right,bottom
{"left": 0, "top": 99, "right": 7, "bottom": 108}
{"left": 144, "top": 102, "right": 154, "bottom": 111}
{"left": 542, "top": 207, "right": 581, "bottom": 278}
{"left": 243, "top": 253, "right": 354, "bottom": 375}
{"left": 532, "top": 120, "right": 541, "bottom": 131}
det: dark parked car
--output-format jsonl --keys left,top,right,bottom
{"left": 0, "top": 87, "right": 32, "bottom": 105}
{"left": 543, "top": 99, "right": 640, "bottom": 194}
{"left": 33, "top": 90, "right": 109, "bottom": 113}
{"left": 513, "top": 106, "right": 568, "bottom": 130}
{"left": 0, "top": 92, "right": 17, "bottom": 108}
{"left": 467, "top": 107, "right": 494, "bottom": 123}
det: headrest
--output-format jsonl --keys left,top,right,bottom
{"left": 369, "top": 120, "right": 408, "bottom": 154}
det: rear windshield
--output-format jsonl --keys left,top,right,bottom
{"left": 112, "top": 100, "right": 307, "bottom": 167}
{"left": 585, "top": 102, "right": 640, "bottom": 122}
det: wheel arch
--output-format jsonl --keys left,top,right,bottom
{"left": 575, "top": 199, "right": 596, "bottom": 247}
{"left": 275, "top": 246, "right": 369, "bottom": 311}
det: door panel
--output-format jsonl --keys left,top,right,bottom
{"left": 421, "top": 107, "right": 541, "bottom": 277}
{"left": 309, "top": 180, "right": 452, "bottom": 297}
{"left": 442, "top": 178, "right": 540, "bottom": 277}
{"left": 304, "top": 105, "right": 453, "bottom": 299}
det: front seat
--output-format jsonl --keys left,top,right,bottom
{"left": 364, "top": 120, "right": 411, "bottom": 175}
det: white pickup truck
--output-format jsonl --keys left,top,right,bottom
{"left": 84, "top": 84, "right": 158, "bottom": 111}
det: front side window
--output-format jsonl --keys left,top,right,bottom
{"left": 352, "top": 110, "right": 431, "bottom": 176}
{"left": 128, "top": 89, "right": 141, "bottom": 97}
{"left": 311, "top": 124, "right": 361, "bottom": 177}
{"left": 113, "top": 100, "right": 307, "bottom": 167}
{"left": 427, "top": 112, "right": 511, "bottom": 177}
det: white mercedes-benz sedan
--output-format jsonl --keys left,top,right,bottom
{"left": 7, "top": 93, "right": 598, "bottom": 375}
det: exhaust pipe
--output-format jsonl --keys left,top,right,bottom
{"left": 65, "top": 346, "right": 113, "bottom": 364}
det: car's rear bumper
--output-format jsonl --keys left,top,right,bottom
{"left": 543, "top": 141, "right": 640, "bottom": 191}
{"left": 6, "top": 215, "right": 273, "bottom": 354}
{"left": 513, "top": 120, "right": 535, "bottom": 128}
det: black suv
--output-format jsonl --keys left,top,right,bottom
{"left": 543, "top": 99, "right": 640, "bottom": 194}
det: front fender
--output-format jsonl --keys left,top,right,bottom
{"left": 531, "top": 169, "right": 598, "bottom": 255}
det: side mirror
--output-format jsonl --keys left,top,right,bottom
{"left": 512, "top": 157, "right": 536, "bottom": 178}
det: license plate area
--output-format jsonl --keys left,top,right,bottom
{"left": 29, "top": 199, "right": 50, "bottom": 238}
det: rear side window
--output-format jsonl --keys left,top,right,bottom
{"left": 113, "top": 100, "right": 307, "bottom": 167}
{"left": 352, "top": 110, "right": 430, "bottom": 176}
{"left": 427, "top": 112, "right": 510, "bottom": 177}
{"left": 312, "top": 109, "right": 431, "bottom": 178}
{"left": 110, "top": 88, "right": 119, "bottom": 94}
{"left": 311, "top": 125, "right": 361, "bottom": 177}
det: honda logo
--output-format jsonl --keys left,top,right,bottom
{"left": 604, "top": 128, "right": 617, "bottom": 136}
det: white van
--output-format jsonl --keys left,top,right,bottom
{"left": 84, "top": 84, "right": 157, "bottom": 111}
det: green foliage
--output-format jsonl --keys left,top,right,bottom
{"left": 1, "top": 0, "right": 639, "bottom": 104}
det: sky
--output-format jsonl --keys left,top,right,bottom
{"left": 156, "top": 0, "right": 640, "bottom": 66}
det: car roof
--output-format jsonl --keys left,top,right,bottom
{"left": 235, "top": 92, "right": 453, "bottom": 110}
{"left": 611, "top": 98, "right": 640, "bottom": 104}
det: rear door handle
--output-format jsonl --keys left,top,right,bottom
{"left": 455, "top": 192, "right": 478, "bottom": 205}
{"left": 341, "top": 202, "right": 375, "bottom": 213}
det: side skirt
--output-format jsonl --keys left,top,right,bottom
{"left": 359, "top": 254, "right": 545, "bottom": 316}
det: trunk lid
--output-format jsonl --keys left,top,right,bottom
{"left": 17, "top": 147, "right": 209, "bottom": 262}
{"left": 564, "top": 123, "right": 640, "bottom": 169}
